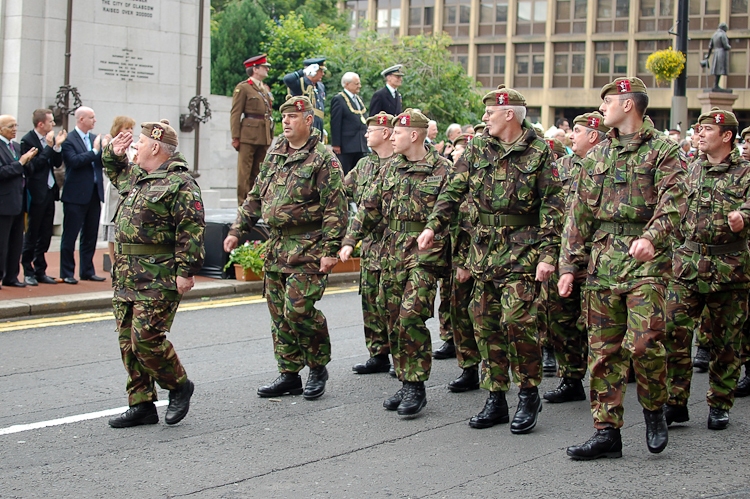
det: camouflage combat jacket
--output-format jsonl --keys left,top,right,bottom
{"left": 557, "top": 153, "right": 591, "bottom": 280}
{"left": 343, "top": 145, "right": 452, "bottom": 275}
{"left": 425, "top": 123, "right": 563, "bottom": 283}
{"left": 559, "top": 118, "right": 685, "bottom": 292}
{"left": 343, "top": 153, "right": 390, "bottom": 271}
{"left": 230, "top": 130, "right": 347, "bottom": 274}
{"left": 102, "top": 148, "right": 205, "bottom": 301}
{"left": 673, "top": 148, "right": 750, "bottom": 292}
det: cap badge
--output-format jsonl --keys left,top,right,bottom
{"left": 150, "top": 127, "right": 163, "bottom": 140}
{"left": 377, "top": 116, "right": 387, "bottom": 125}
{"left": 400, "top": 115, "right": 410, "bottom": 126}
{"left": 496, "top": 93, "right": 508, "bottom": 106}
{"left": 547, "top": 139, "right": 554, "bottom": 149}
{"left": 295, "top": 100, "right": 305, "bottom": 111}
{"left": 714, "top": 114, "right": 725, "bottom": 124}
{"left": 587, "top": 116, "right": 600, "bottom": 128}
{"left": 617, "top": 80, "right": 631, "bottom": 93}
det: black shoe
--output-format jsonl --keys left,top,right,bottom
{"left": 108, "top": 402, "right": 159, "bottom": 428}
{"left": 389, "top": 365, "right": 396, "bottom": 378}
{"left": 397, "top": 381, "right": 427, "bottom": 416}
{"left": 542, "top": 346, "right": 556, "bottom": 378}
{"left": 644, "top": 408, "right": 668, "bottom": 453}
{"left": 511, "top": 387, "right": 543, "bottom": 434}
{"left": 257, "top": 372, "right": 303, "bottom": 397}
{"left": 81, "top": 274, "right": 106, "bottom": 282}
{"left": 37, "top": 275, "right": 58, "bottom": 284}
{"left": 448, "top": 366, "right": 480, "bottom": 393}
{"left": 303, "top": 366, "right": 329, "bottom": 400}
{"left": 736, "top": 370, "right": 750, "bottom": 398}
{"left": 62, "top": 277, "right": 78, "bottom": 284}
{"left": 165, "top": 379, "right": 194, "bottom": 425}
{"left": 384, "top": 388, "right": 403, "bottom": 411}
{"left": 352, "top": 354, "right": 391, "bottom": 374}
{"left": 694, "top": 346, "right": 710, "bottom": 373}
{"left": 707, "top": 407, "right": 729, "bottom": 430}
{"left": 3, "top": 280, "right": 26, "bottom": 288}
{"left": 543, "top": 377, "right": 587, "bottom": 403}
{"left": 566, "top": 428, "right": 623, "bottom": 460}
{"left": 24, "top": 276, "right": 38, "bottom": 286}
{"left": 469, "top": 391, "right": 509, "bottom": 429}
{"left": 433, "top": 339, "right": 456, "bottom": 360}
{"left": 663, "top": 403, "right": 690, "bottom": 426}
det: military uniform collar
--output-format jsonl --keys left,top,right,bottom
{"left": 269, "top": 129, "right": 321, "bottom": 159}
{"left": 607, "top": 116, "right": 656, "bottom": 150}
{"left": 394, "top": 144, "right": 440, "bottom": 171}
{"left": 697, "top": 147, "right": 741, "bottom": 173}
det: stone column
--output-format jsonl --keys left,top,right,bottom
{"left": 696, "top": 92, "right": 739, "bottom": 113}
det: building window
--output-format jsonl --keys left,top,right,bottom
{"left": 515, "top": 43, "right": 545, "bottom": 87}
{"left": 687, "top": 38, "right": 712, "bottom": 88}
{"left": 476, "top": 44, "right": 507, "bottom": 88}
{"left": 555, "top": 0, "right": 586, "bottom": 34}
{"left": 636, "top": 40, "right": 671, "bottom": 88}
{"left": 408, "top": 0, "right": 435, "bottom": 35}
{"left": 553, "top": 42, "right": 585, "bottom": 87}
{"left": 479, "top": 0, "right": 509, "bottom": 36}
{"left": 730, "top": 0, "right": 750, "bottom": 29}
{"left": 596, "top": 0, "right": 629, "bottom": 32}
{"left": 377, "top": 0, "right": 401, "bottom": 37}
{"left": 728, "top": 39, "right": 750, "bottom": 89}
{"left": 593, "top": 41, "right": 628, "bottom": 87}
{"left": 449, "top": 45, "right": 469, "bottom": 72}
{"left": 346, "top": 0, "right": 369, "bottom": 38}
{"left": 516, "top": 0, "right": 548, "bottom": 35}
{"left": 639, "top": 0, "right": 673, "bottom": 32}
{"left": 689, "top": 0, "right": 721, "bottom": 31}
{"left": 444, "top": 0, "right": 471, "bottom": 38}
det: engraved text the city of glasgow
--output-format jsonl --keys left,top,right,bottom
{"left": 100, "top": 0, "right": 156, "bottom": 19}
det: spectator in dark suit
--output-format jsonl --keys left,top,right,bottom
{"left": 20, "top": 109, "right": 67, "bottom": 286}
{"left": 330, "top": 72, "right": 368, "bottom": 175}
{"left": 60, "top": 106, "right": 108, "bottom": 284}
{"left": 0, "top": 115, "right": 38, "bottom": 289}
{"left": 369, "top": 65, "right": 404, "bottom": 117}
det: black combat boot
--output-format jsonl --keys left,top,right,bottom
{"left": 566, "top": 428, "right": 623, "bottom": 460}
{"left": 693, "top": 346, "right": 710, "bottom": 373}
{"left": 257, "top": 372, "right": 303, "bottom": 397}
{"left": 352, "top": 354, "right": 391, "bottom": 374}
{"left": 433, "top": 339, "right": 456, "bottom": 359}
{"left": 543, "top": 377, "right": 587, "bottom": 403}
{"left": 663, "top": 403, "right": 690, "bottom": 426}
{"left": 707, "top": 407, "right": 729, "bottom": 430}
{"left": 511, "top": 387, "right": 542, "bottom": 434}
{"left": 384, "top": 387, "right": 404, "bottom": 411}
{"left": 108, "top": 402, "right": 159, "bottom": 428}
{"left": 542, "top": 346, "right": 557, "bottom": 378}
{"left": 469, "top": 391, "right": 509, "bottom": 428}
{"left": 448, "top": 366, "right": 480, "bottom": 393}
{"left": 165, "top": 379, "right": 194, "bottom": 425}
{"left": 734, "top": 363, "right": 750, "bottom": 397}
{"left": 303, "top": 366, "right": 329, "bottom": 400}
{"left": 644, "top": 408, "right": 668, "bottom": 453}
{"left": 397, "top": 381, "right": 427, "bottom": 416}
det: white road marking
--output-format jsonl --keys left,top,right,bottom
{"left": 0, "top": 400, "right": 169, "bottom": 436}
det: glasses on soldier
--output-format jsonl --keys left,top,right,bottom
{"left": 365, "top": 127, "right": 389, "bottom": 135}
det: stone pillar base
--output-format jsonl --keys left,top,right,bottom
{"left": 696, "top": 91, "right": 739, "bottom": 113}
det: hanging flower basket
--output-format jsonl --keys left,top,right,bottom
{"left": 645, "top": 47, "right": 686, "bottom": 86}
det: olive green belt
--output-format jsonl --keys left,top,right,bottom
{"left": 388, "top": 220, "right": 426, "bottom": 232}
{"left": 116, "top": 243, "right": 175, "bottom": 255}
{"left": 313, "top": 109, "right": 324, "bottom": 119}
{"left": 272, "top": 222, "right": 321, "bottom": 236}
{"left": 684, "top": 239, "right": 748, "bottom": 256}
{"left": 598, "top": 221, "right": 646, "bottom": 236}
{"left": 477, "top": 212, "right": 539, "bottom": 227}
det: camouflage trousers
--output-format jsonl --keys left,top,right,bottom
{"left": 471, "top": 279, "right": 541, "bottom": 392}
{"left": 381, "top": 266, "right": 438, "bottom": 382}
{"left": 113, "top": 299, "right": 187, "bottom": 406}
{"left": 538, "top": 274, "right": 587, "bottom": 379}
{"left": 359, "top": 267, "right": 389, "bottom": 357}
{"left": 265, "top": 271, "right": 331, "bottom": 373}
{"left": 438, "top": 276, "right": 452, "bottom": 342}
{"left": 450, "top": 273, "right": 480, "bottom": 368}
{"left": 586, "top": 284, "right": 667, "bottom": 429}
{"left": 666, "top": 282, "right": 747, "bottom": 410}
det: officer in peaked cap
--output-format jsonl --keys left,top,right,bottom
{"left": 369, "top": 64, "right": 404, "bottom": 117}
{"left": 283, "top": 57, "right": 327, "bottom": 136}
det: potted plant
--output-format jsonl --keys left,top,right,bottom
{"left": 224, "top": 240, "right": 267, "bottom": 281}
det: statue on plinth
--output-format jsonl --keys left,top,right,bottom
{"left": 706, "top": 23, "right": 731, "bottom": 92}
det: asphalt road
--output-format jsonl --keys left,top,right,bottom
{"left": 1, "top": 288, "right": 749, "bottom": 498}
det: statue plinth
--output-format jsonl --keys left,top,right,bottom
{"left": 696, "top": 91, "right": 739, "bottom": 113}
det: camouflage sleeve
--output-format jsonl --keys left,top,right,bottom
{"left": 343, "top": 162, "right": 359, "bottom": 201}
{"left": 172, "top": 177, "right": 206, "bottom": 277}
{"left": 342, "top": 170, "right": 385, "bottom": 247}
{"left": 229, "top": 161, "right": 265, "bottom": 239}
{"left": 318, "top": 153, "right": 348, "bottom": 258}
{"left": 425, "top": 153, "right": 469, "bottom": 234}
{"left": 452, "top": 200, "right": 472, "bottom": 268}
{"left": 559, "top": 157, "right": 597, "bottom": 275}
{"left": 537, "top": 150, "right": 564, "bottom": 266}
{"left": 101, "top": 144, "right": 131, "bottom": 192}
{"left": 640, "top": 142, "right": 686, "bottom": 248}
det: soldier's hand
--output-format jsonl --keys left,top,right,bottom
{"left": 558, "top": 273, "right": 574, "bottom": 298}
{"left": 728, "top": 211, "right": 745, "bottom": 232}
{"left": 56, "top": 129, "right": 68, "bottom": 145}
{"left": 332, "top": 146, "right": 341, "bottom": 155}
{"left": 176, "top": 276, "right": 195, "bottom": 294}
{"left": 320, "top": 256, "right": 338, "bottom": 273}
{"left": 223, "top": 235, "right": 239, "bottom": 253}
{"left": 338, "top": 245, "right": 353, "bottom": 262}
{"left": 456, "top": 267, "right": 471, "bottom": 283}
{"left": 536, "top": 261, "right": 555, "bottom": 282}
{"left": 111, "top": 132, "right": 133, "bottom": 156}
{"left": 231, "top": 138, "right": 240, "bottom": 151}
{"left": 45, "top": 130, "right": 55, "bottom": 147}
{"left": 417, "top": 228, "right": 435, "bottom": 250}
{"left": 629, "top": 237, "right": 655, "bottom": 262}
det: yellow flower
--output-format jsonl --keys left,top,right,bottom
{"left": 645, "top": 47, "right": 686, "bottom": 86}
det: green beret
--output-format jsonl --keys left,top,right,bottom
{"left": 573, "top": 111, "right": 610, "bottom": 134}
{"left": 741, "top": 126, "right": 750, "bottom": 140}
{"left": 600, "top": 77, "right": 648, "bottom": 99}
{"left": 453, "top": 133, "right": 473, "bottom": 147}
{"left": 366, "top": 112, "right": 394, "bottom": 128}
{"left": 546, "top": 138, "right": 567, "bottom": 157}
{"left": 482, "top": 84, "right": 526, "bottom": 107}
{"left": 279, "top": 96, "right": 314, "bottom": 114}
{"left": 697, "top": 107, "right": 739, "bottom": 127}
{"left": 141, "top": 119, "right": 178, "bottom": 147}
{"left": 393, "top": 108, "right": 429, "bottom": 129}
{"left": 473, "top": 123, "right": 486, "bottom": 134}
